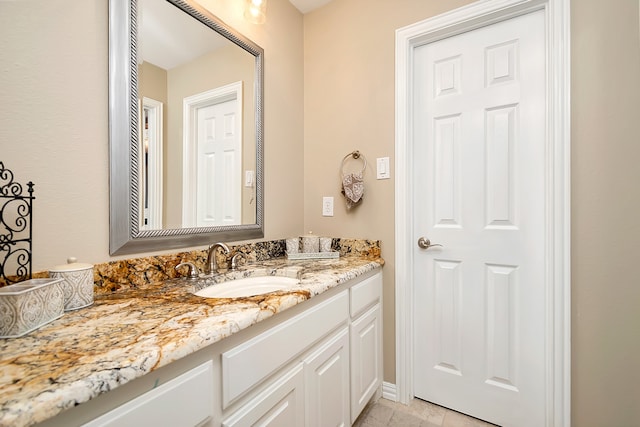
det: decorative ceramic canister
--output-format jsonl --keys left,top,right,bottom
{"left": 319, "top": 237, "right": 332, "bottom": 253}
{"left": 49, "top": 257, "right": 94, "bottom": 311}
{"left": 286, "top": 237, "right": 299, "bottom": 254}
{"left": 0, "top": 278, "right": 64, "bottom": 338}
{"left": 301, "top": 232, "right": 320, "bottom": 253}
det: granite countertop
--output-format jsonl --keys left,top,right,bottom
{"left": 0, "top": 256, "right": 383, "bottom": 427}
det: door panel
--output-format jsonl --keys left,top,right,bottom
{"left": 197, "top": 99, "right": 241, "bottom": 227}
{"left": 412, "top": 10, "right": 546, "bottom": 427}
{"left": 304, "top": 328, "right": 350, "bottom": 427}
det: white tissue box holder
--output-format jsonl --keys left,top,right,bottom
{"left": 0, "top": 278, "right": 64, "bottom": 338}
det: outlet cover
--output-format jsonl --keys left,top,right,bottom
{"left": 322, "top": 197, "right": 334, "bottom": 216}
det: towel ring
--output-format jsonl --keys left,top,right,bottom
{"left": 341, "top": 150, "right": 367, "bottom": 175}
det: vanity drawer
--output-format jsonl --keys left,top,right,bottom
{"left": 350, "top": 272, "right": 382, "bottom": 319}
{"left": 83, "top": 361, "right": 214, "bottom": 427}
{"left": 222, "top": 364, "right": 305, "bottom": 427}
{"left": 222, "top": 290, "right": 349, "bottom": 408}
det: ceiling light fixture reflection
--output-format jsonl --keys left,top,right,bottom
{"left": 244, "top": 0, "right": 267, "bottom": 24}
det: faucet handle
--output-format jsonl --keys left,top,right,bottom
{"left": 231, "top": 253, "right": 245, "bottom": 270}
{"left": 175, "top": 262, "right": 199, "bottom": 279}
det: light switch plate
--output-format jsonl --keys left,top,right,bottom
{"left": 376, "top": 157, "right": 390, "bottom": 179}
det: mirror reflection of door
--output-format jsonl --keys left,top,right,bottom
{"left": 137, "top": 0, "right": 257, "bottom": 232}
{"left": 182, "top": 82, "right": 243, "bottom": 227}
{"left": 140, "top": 97, "right": 164, "bottom": 230}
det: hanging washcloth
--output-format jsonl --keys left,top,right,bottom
{"left": 342, "top": 172, "right": 364, "bottom": 209}
{"left": 340, "top": 151, "right": 366, "bottom": 209}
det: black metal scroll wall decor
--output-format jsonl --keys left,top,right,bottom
{"left": 0, "top": 162, "right": 34, "bottom": 284}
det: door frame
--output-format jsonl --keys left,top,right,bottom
{"left": 394, "top": 0, "right": 571, "bottom": 425}
{"left": 140, "top": 97, "right": 163, "bottom": 230}
{"left": 182, "top": 81, "right": 243, "bottom": 227}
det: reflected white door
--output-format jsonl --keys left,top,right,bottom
{"left": 140, "top": 97, "right": 163, "bottom": 230}
{"left": 196, "top": 99, "right": 241, "bottom": 227}
{"left": 412, "top": 10, "right": 546, "bottom": 427}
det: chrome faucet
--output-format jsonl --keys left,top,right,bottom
{"left": 206, "top": 242, "right": 230, "bottom": 275}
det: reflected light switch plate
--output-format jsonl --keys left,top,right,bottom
{"left": 245, "top": 170, "right": 255, "bottom": 187}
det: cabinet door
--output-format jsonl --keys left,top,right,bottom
{"left": 350, "top": 303, "right": 382, "bottom": 423}
{"left": 222, "top": 364, "right": 304, "bottom": 427}
{"left": 222, "top": 291, "right": 349, "bottom": 408}
{"left": 304, "top": 327, "right": 350, "bottom": 427}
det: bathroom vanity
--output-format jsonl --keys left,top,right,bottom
{"left": 0, "top": 257, "right": 383, "bottom": 427}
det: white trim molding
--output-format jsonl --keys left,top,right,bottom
{"left": 394, "top": 0, "right": 571, "bottom": 426}
{"left": 140, "top": 97, "right": 164, "bottom": 230}
{"left": 382, "top": 382, "right": 398, "bottom": 402}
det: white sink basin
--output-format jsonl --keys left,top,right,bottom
{"left": 194, "top": 276, "right": 300, "bottom": 298}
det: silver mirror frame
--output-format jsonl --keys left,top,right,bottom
{"left": 109, "top": 0, "right": 264, "bottom": 255}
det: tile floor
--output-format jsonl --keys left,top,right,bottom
{"left": 353, "top": 397, "right": 498, "bottom": 427}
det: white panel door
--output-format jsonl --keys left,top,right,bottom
{"left": 412, "top": 10, "right": 546, "bottom": 427}
{"left": 197, "top": 99, "right": 241, "bottom": 227}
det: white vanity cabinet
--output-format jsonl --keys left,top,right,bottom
{"left": 350, "top": 306, "right": 382, "bottom": 422}
{"left": 36, "top": 269, "right": 382, "bottom": 427}
{"left": 220, "top": 291, "right": 350, "bottom": 409}
{"left": 221, "top": 364, "right": 306, "bottom": 427}
{"left": 82, "top": 361, "right": 215, "bottom": 427}
{"left": 37, "top": 350, "right": 219, "bottom": 427}
{"left": 220, "top": 290, "right": 351, "bottom": 427}
{"left": 220, "top": 326, "right": 351, "bottom": 427}
{"left": 304, "top": 327, "right": 350, "bottom": 427}
{"left": 349, "top": 273, "right": 383, "bottom": 423}
{"left": 221, "top": 271, "right": 382, "bottom": 427}
{"left": 37, "top": 348, "right": 220, "bottom": 427}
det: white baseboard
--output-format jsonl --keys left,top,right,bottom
{"left": 382, "top": 382, "right": 397, "bottom": 401}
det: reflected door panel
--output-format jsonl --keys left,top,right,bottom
{"left": 196, "top": 100, "right": 241, "bottom": 227}
{"left": 135, "top": 0, "right": 256, "bottom": 231}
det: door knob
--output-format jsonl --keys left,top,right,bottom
{"left": 417, "top": 237, "right": 442, "bottom": 249}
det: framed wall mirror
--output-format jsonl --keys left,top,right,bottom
{"left": 109, "top": 0, "right": 264, "bottom": 255}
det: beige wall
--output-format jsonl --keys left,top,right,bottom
{"left": 2, "top": 0, "right": 640, "bottom": 425}
{"left": 302, "top": 0, "right": 474, "bottom": 395}
{"left": 0, "top": 0, "right": 304, "bottom": 267}
{"left": 139, "top": 61, "right": 167, "bottom": 104}
{"left": 304, "top": 0, "right": 640, "bottom": 425}
{"left": 571, "top": 0, "right": 640, "bottom": 425}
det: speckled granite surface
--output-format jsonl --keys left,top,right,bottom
{"left": 0, "top": 243, "right": 383, "bottom": 427}
{"left": 0, "top": 238, "right": 381, "bottom": 292}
